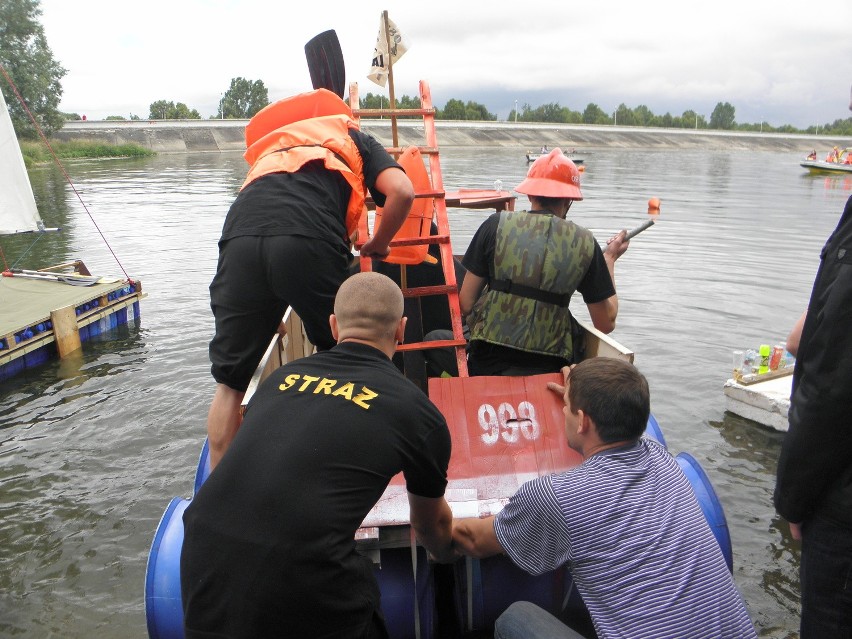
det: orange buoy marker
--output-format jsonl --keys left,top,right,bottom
{"left": 622, "top": 197, "right": 661, "bottom": 241}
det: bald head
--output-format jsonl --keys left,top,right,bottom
{"left": 333, "top": 272, "right": 405, "bottom": 346}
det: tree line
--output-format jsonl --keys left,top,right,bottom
{"left": 76, "top": 85, "right": 852, "bottom": 138}
{"left": 2, "top": 0, "right": 851, "bottom": 138}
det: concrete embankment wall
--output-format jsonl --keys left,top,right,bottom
{"left": 53, "top": 119, "right": 849, "bottom": 154}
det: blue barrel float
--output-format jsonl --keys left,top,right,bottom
{"left": 644, "top": 412, "right": 667, "bottom": 447}
{"left": 145, "top": 492, "right": 435, "bottom": 639}
{"left": 675, "top": 451, "right": 733, "bottom": 571}
{"left": 145, "top": 497, "right": 190, "bottom": 639}
{"left": 145, "top": 414, "right": 731, "bottom": 638}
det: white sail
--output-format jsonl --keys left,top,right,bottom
{"left": 0, "top": 85, "right": 48, "bottom": 235}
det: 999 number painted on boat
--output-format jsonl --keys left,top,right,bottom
{"left": 479, "top": 401, "right": 542, "bottom": 445}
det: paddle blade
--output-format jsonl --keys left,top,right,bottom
{"left": 305, "top": 30, "right": 346, "bottom": 98}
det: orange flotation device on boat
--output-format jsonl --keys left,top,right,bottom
{"left": 370, "top": 146, "right": 434, "bottom": 265}
{"left": 242, "top": 89, "right": 367, "bottom": 240}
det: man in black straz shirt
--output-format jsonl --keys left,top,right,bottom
{"left": 182, "top": 272, "right": 455, "bottom": 639}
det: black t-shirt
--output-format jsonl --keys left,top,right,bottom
{"left": 220, "top": 129, "right": 400, "bottom": 252}
{"left": 181, "top": 342, "right": 451, "bottom": 639}
{"left": 461, "top": 211, "right": 615, "bottom": 374}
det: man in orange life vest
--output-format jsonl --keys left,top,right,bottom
{"left": 206, "top": 89, "right": 414, "bottom": 469}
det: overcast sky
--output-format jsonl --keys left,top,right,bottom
{"left": 40, "top": 0, "right": 852, "bottom": 128}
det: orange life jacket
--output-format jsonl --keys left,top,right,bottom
{"left": 242, "top": 90, "right": 367, "bottom": 240}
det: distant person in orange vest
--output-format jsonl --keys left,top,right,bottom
{"left": 806, "top": 150, "right": 817, "bottom": 161}
{"left": 826, "top": 146, "right": 840, "bottom": 162}
{"left": 205, "top": 89, "right": 414, "bottom": 469}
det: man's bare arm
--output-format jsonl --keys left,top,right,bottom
{"left": 452, "top": 516, "right": 504, "bottom": 559}
{"left": 408, "top": 493, "right": 455, "bottom": 563}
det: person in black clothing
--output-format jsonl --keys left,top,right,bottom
{"left": 774, "top": 195, "right": 852, "bottom": 637}
{"left": 774, "top": 88, "right": 852, "bottom": 638}
{"left": 182, "top": 271, "right": 455, "bottom": 639}
{"left": 205, "top": 92, "right": 414, "bottom": 470}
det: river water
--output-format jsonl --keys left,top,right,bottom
{"left": 1, "top": 146, "right": 850, "bottom": 638}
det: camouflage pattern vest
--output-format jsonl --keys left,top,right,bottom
{"left": 467, "top": 210, "right": 595, "bottom": 361}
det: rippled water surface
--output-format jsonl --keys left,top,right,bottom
{"left": 1, "top": 147, "right": 850, "bottom": 638}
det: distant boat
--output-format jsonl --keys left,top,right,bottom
{"left": 526, "top": 150, "right": 584, "bottom": 164}
{"left": 800, "top": 159, "right": 852, "bottom": 175}
{"left": 801, "top": 147, "right": 852, "bottom": 174}
{"left": 0, "top": 74, "right": 144, "bottom": 380}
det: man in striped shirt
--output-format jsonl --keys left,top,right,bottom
{"left": 452, "top": 358, "right": 756, "bottom": 638}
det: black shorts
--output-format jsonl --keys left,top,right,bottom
{"left": 208, "top": 235, "right": 351, "bottom": 391}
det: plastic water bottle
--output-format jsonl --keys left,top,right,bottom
{"left": 781, "top": 342, "right": 795, "bottom": 368}
{"left": 742, "top": 349, "right": 757, "bottom": 375}
{"left": 732, "top": 350, "right": 744, "bottom": 375}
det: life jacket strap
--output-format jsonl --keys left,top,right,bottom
{"left": 489, "top": 278, "right": 571, "bottom": 307}
{"left": 268, "top": 144, "right": 349, "bottom": 167}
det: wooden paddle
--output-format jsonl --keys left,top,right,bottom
{"left": 304, "top": 30, "right": 346, "bottom": 98}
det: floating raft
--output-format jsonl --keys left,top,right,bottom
{"left": 723, "top": 370, "right": 792, "bottom": 431}
{"left": 0, "top": 270, "right": 143, "bottom": 381}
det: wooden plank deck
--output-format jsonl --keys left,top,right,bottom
{"left": 0, "top": 273, "right": 143, "bottom": 372}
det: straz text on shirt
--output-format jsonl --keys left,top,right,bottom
{"left": 279, "top": 373, "right": 378, "bottom": 409}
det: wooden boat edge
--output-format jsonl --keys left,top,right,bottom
{"left": 241, "top": 310, "right": 633, "bottom": 413}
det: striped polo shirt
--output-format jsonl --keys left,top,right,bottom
{"left": 494, "top": 438, "right": 757, "bottom": 639}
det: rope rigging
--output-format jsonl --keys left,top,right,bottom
{"left": 0, "top": 63, "right": 132, "bottom": 282}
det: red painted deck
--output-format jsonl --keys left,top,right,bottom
{"left": 360, "top": 373, "right": 581, "bottom": 529}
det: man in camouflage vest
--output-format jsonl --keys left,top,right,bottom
{"left": 460, "top": 149, "right": 629, "bottom": 376}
